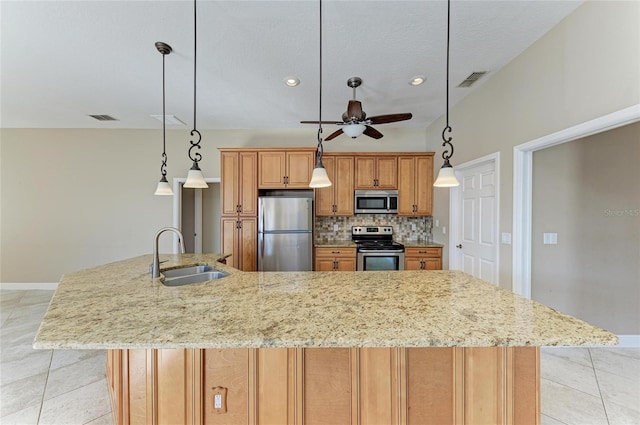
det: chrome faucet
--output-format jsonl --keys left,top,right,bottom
{"left": 151, "top": 227, "right": 186, "bottom": 278}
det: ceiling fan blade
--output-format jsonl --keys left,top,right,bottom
{"left": 324, "top": 129, "right": 344, "bottom": 141}
{"left": 300, "top": 120, "right": 344, "bottom": 125}
{"left": 367, "top": 113, "right": 413, "bottom": 125}
{"left": 363, "top": 125, "right": 383, "bottom": 139}
{"left": 346, "top": 100, "right": 364, "bottom": 121}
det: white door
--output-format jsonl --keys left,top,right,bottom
{"left": 452, "top": 158, "right": 498, "bottom": 284}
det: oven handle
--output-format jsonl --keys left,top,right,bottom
{"left": 358, "top": 249, "right": 405, "bottom": 253}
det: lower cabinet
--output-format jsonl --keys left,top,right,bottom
{"left": 221, "top": 217, "right": 257, "bottom": 271}
{"left": 404, "top": 247, "right": 442, "bottom": 270}
{"left": 314, "top": 247, "right": 356, "bottom": 271}
{"left": 107, "top": 346, "right": 540, "bottom": 425}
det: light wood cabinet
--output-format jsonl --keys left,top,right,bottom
{"left": 398, "top": 154, "right": 434, "bottom": 216}
{"left": 108, "top": 346, "right": 540, "bottom": 425}
{"left": 258, "top": 149, "right": 315, "bottom": 189}
{"left": 354, "top": 155, "right": 397, "bottom": 189}
{"left": 220, "top": 151, "right": 258, "bottom": 217}
{"left": 315, "top": 155, "right": 355, "bottom": 216}
{"left": 221, "top": 217, "right": 257, "bottom": 271}
{"left": 314, "top": 247, "right": 356, "bottom": 271}
{"left": 405, "top": 246, "right": 442, "bottom": 270}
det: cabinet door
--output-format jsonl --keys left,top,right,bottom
{"left": 221, "top": 218, "right": 239, "bottom": 269}
{"left": 355, "top": 157, "right": 376, "bottom": 189}
{"left": 424, "top": 258, "right": 442, "bottom": 270}
{"left": 221, "top": 152, "right": 240, "bottom": 216}
{"left": 375, "top": 156, "right": 398, "bottom": 189}
{"left": 238, "top": 218, "right": 257, "bottom": 271}
{"left": 258, "top": 151, "right": 286, "bottom": 188}
{"left": 314, "top": 156, "right": 335, "bottom": 216}
{"left": 397, "top": 156, "right": 417, "bottom": 215}
{"left": 286, "top": 151, "right": 314, "bottom": 188}
{"left": 405, "top": 257, "right": 423, "bottom": 271}
{"left": 414, "top": 155, "right": 433, "bottom": 216}
{"left": 334, "top": 156, "right": 355, "bottom": 216}
{"left": 315, "top": 258, "right": 337, "bottom": 271}
{"left": 335, "top": 257, "right": 356, "bottom": 271}
{"left": 239, "top": 152, "right": 258, "bottom": 216}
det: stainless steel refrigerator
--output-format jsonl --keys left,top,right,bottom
{"left": 258, "top": 196, "right": 313, "bottom": 271}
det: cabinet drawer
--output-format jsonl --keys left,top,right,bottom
{"left": 405, "top": 247, "right": 442, "bottom": 258}
{"left": 315, "top": 247, "right": 356, "bottom": 257}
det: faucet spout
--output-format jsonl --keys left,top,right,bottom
{"left": 152, "top": 227, "right": 186, "bottom": 278}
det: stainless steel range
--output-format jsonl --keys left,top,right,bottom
{"left": 352, "top": 226, "right": 405, "bottom": 271}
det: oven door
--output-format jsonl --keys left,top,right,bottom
{"left": 357, "top": 251, "right": 405, "bottom": 271}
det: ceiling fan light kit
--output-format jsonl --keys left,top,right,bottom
{"left": 183, "top": 0, "right": 208, "bottom": 189}
{"left": 342, "top": 123, "right": 366, "bottom": 138}
{"left": 154, "top": 41, "right": 174, "bottom": 196}
{"left": 434, "top": 0, "right": 461, "bottom": 188}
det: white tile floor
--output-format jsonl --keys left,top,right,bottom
{"left": 1, "top": 290, "right": 639, "bottom": 424}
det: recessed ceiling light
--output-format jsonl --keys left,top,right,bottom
{"left": 409, "top": 76, "right": 426, "bottom": 86}
{"left": 284, "top": 77, "right": 300, "bottom": 87}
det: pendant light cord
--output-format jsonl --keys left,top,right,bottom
{"left": 316, "top": 0, "right": 324, "bottom": 163}
{"left": 188, "top": 0, "right": 202, "bottom": 164}
{"left": 161, "top": 49, "right": 168, "bottom": 177}
{"left": 441, "top": 0, "right": 454, "bottom": 162}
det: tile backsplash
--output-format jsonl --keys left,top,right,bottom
{"left": 315, "top": 215, "right": 433, "bottom": 241}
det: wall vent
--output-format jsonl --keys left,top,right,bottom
{"left": 458, "top": 71, "right": 487, "bottom": 88}
{"left": 88, "top": 114, "right": 118, "bottom": 121}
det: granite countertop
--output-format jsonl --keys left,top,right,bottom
{"left": 399, "top": 240, "right": 444, "bottom": 248}
{"left": 34, "top": 254, "right": 617, "bottom": 350}
{"left": 314, "top": 239, "right": 356, "bottom": 248}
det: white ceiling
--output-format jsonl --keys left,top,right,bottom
{"left": 1, "top": 0, "right": 583, "bottom": 131}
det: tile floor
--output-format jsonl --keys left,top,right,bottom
{"left": 1, "top": 290, "right": 639, "bottom": 425}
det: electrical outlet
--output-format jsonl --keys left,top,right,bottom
{"left": 333, "top": 224, "right": 339, "bottom": 232}
{"left": 412, "top": 224, "right": 417, "bottom": 231}
{"left": 212, "top": 387, "right": 227, "bottom": 413}
{"left": 435, "top": 219, "right": 440, "bottom": 227}
{"left": 442, "top": 226, "right": 446, "bottom": 235}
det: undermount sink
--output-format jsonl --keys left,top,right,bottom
{"left": 160, "top": 265, "right": 229, "bottom": 286}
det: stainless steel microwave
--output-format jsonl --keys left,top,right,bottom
{"left": 354, "top": 190, "right": 399, "bottom": 214}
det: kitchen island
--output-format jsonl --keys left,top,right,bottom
{"left": 35, "top": 254, "right": 617, "bottom": 424}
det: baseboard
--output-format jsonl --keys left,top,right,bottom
{"left": 616, "top": 335, "right": 640, "bottom": 348}
{"left": 0, "top": 282, "right": 58, "bottom": 290}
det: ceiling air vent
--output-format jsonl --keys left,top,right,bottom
{"left": 458, "top": 71, "right": 487, "bottom": 88}
{"left": 88, "top": 114, "right": 118, "bottom": 121}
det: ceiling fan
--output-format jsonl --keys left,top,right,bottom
{"left": 301, "top": 77, "right": 413, "bottom": 141}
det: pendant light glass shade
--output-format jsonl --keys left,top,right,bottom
{"left": 184, "top": 162, "right": 208, "bottom": 188}
{"left": 309, "top": 165, "right": 332, "bottom": 188}
{"left": 433, "top": 160, "right": 459, "bottom": 187}
{"left": 343, "top": 123, "right": 366, "bottom": 138}
{"left": 154, "top": 177, "right": 173, "bottom": 195}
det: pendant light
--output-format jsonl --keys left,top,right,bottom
{"left": 154, "top": 42, "right": 173, "bottom": 196}
{"left": 183, "top": 0, "right": 208, "bottom": 189}
{"left": 309, "top": 0, "right": 332, "bottom": 188}
{"left": 433, "top": 0, "right": 461, "bottom": 188}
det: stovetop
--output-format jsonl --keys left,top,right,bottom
{"left": 351, "top": 226, "right": 404, "bottom": 251}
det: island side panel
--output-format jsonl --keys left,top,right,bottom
{"left": 107, "top": 347, "right": 540, "bottom": 425}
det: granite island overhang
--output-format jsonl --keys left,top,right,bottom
{"left": 34, "top": 254, "right": 618, "bottom": 424}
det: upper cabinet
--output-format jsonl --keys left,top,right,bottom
{"left": 354, "top": 156, "right": 397, "bottom": 189}
{"left": 258, "top": 149, "right": 315, "bottom": 189}
{"left": 220, "top": 150, "right": 258, "bottom": 217}
{"left": 398, "top": 154, "right": 434, "bottom": 216}
{"left": 315, "top": 154, "right": 355, "bottom": 216}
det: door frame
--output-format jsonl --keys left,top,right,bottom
{"left": 449, "top": 152, "right": 500, "bottom": 285}
{"left": 171, "top": 177, "right": 221, "bottom": 254}
{"left": 512, "top": 104, "right": 640, "bottom": 298}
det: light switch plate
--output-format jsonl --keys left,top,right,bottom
{"left": 501, "top": 232, "right": 512, "bottom": 244}
{"left": 543, "top": 233, "right": 558, "bottom": 245}
{"left": 435, "top": 219, "right": 440, "bottom": 227}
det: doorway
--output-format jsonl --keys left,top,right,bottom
{"left": 449, "top": 152, "right": 500, "bottom": 285}
{"left": 171, "top": 178, "right": 221, "bottom": 254}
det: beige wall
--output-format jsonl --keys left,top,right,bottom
{"left": 426, "top": 0, "right": 640, "bottom": 287}
{"left": 531, "top": 123, "right": 640, "bottom": 334}
{"left": 0, "top": 127, "right": 430, "bottom": 283}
